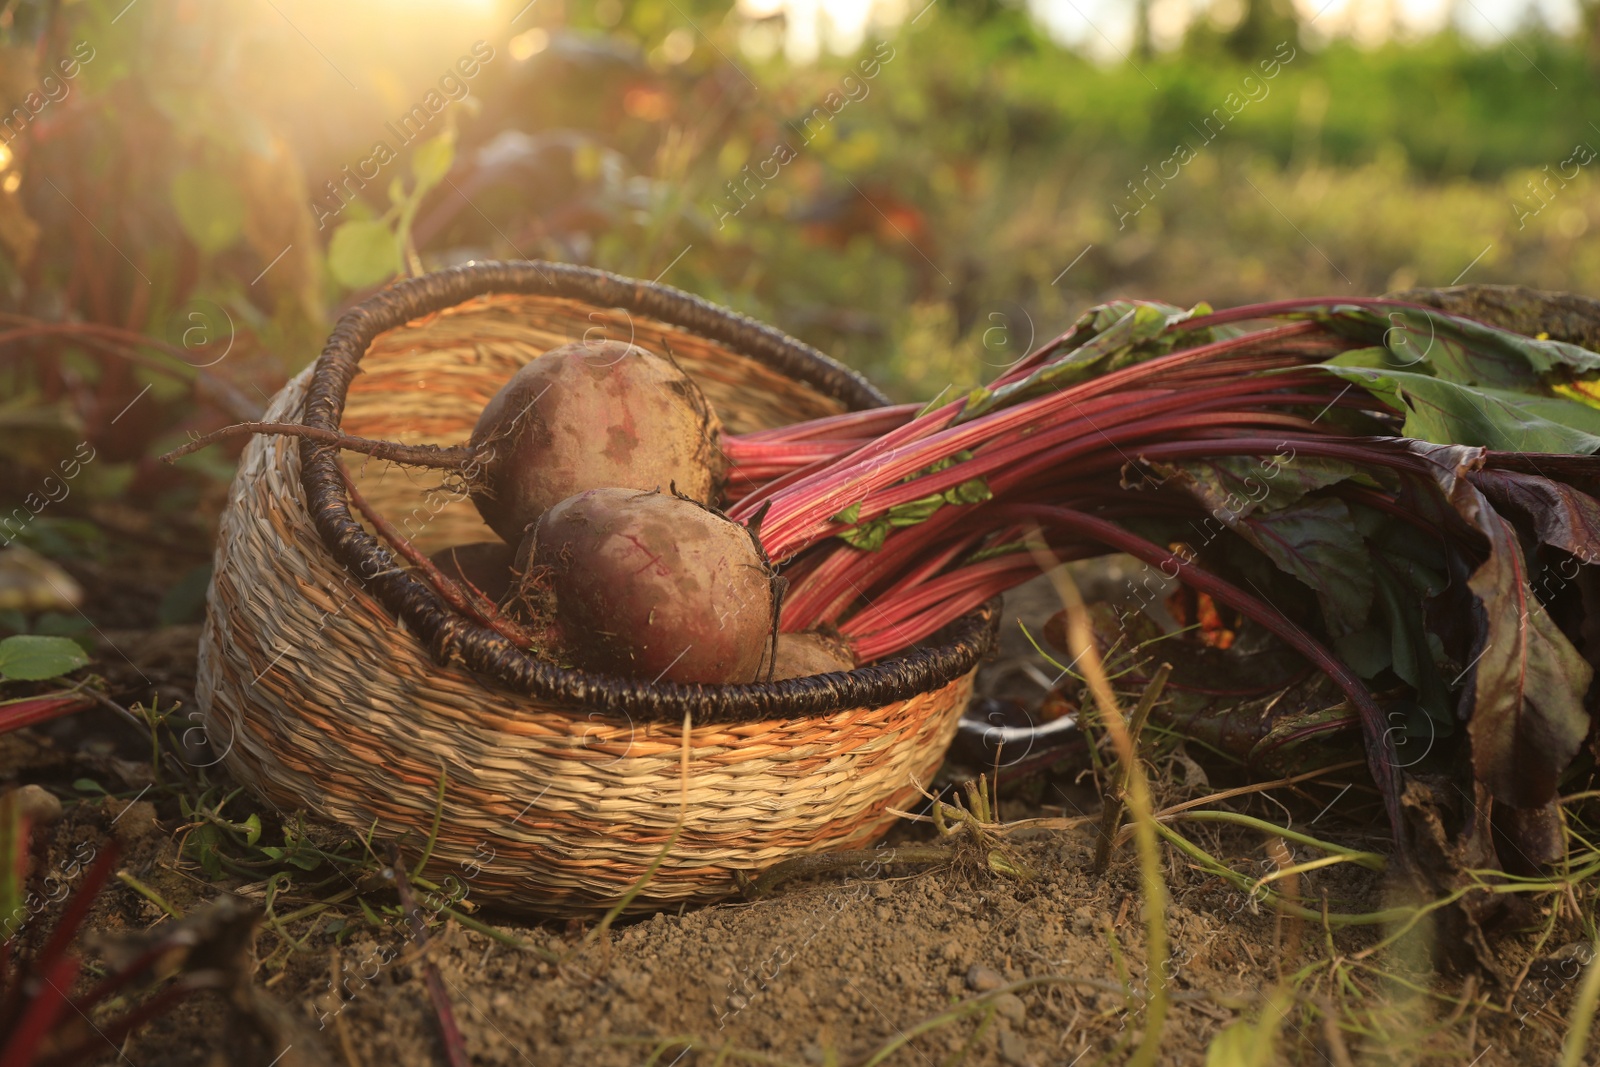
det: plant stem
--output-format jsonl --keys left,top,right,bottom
{"left": 115, "top": 870, "right": 184, "bottom": 920}
{"left": 1095, "top": 664, "right": 1172, "bottom": 873}
{"left": 390, "top": 845, "right": 470, "bottom": 1067}
{"left": 1036, "top": 557, "right": 1170, "bottom": 1067}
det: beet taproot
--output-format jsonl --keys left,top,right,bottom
{"left": 768, "top": 631, "right": 855, "bottom": 680}
{"left": 521, "top": 487, "right": 774, "bottom": 684}
{"left": 468, "top": 341, "right": 723, "bottom": 543}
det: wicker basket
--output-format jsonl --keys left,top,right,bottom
{"left": 197, "top": 262, "right": 997, "bottom": 915}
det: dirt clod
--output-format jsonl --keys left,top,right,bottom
{"left": 993, "top": 992, "right": 1026, "bottom": 1023}
{"left": 14, "top": 782, "right": 62, "bottom": 823}
{"left": 965, "top": 963, "right": 1006, "bottom": 992}
{"left": 997, "top": 1026, "right": 1031, "bottom": 1065}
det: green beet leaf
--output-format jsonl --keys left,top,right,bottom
{"left": 942, "top": 477, "right": 993, "bottom": 506}
{"left": 1377, "top": 306, "right": 1600, "bottom": 388}
{"left": 1235, "top": 496, "right": 1374, "bottom": 639}
{"left": 1323, "top": 359, "right": 1600, "bottom": 454}
{"left": 328, "top": 219, "right": 400, "bottom": 290}
{"left": 836, "top": 517, "right": 890, "bottom": 552}
{"left": 886, "top": 493, "right": 945, "bottom": 527}
{"left": 956, "top": 299, "right": 1198, "bottom": 423}
{"left": 0, "top": 634, "right": 90, "bottom": 682}
{"left": 410, "top": 131, "right": 455, "bottom": 191}
{"left": 1137, "top": 453, "right": 1370, "bottom": 519}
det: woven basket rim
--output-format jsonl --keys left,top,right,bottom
{"left": 297, "top": 260, "right": 998, "bottom": 722}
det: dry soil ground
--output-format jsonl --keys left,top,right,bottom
{"left": 2, "top": 557, "right": 1591, "bottom": 1067}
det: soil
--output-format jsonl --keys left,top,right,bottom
{"left": 3, "top": 552, "right": 1591, "bottom": 1067}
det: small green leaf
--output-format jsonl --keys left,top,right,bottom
{"left": 358, "top": 895, "right": 386, "bottom": 927}
{"left": 832, "top": 501, "right": 862, "bottom": 525}
{"left": 964, "top": 539, "right": 1039, "bottom": 564}
{"left": 959, "top": 299, "right": 1196, "bottom": 423}
{"left": 243, "top": 812, "right": 262, "bottom": 847}
{"left": 957, "top": 385, "right": 990, "bottom": 415}
{"left": 259, "top": 846, "right": 284, "bottom": 861}
{"left": 410, "top": 131, "right": 455, "bottom": 191}
{"left": 328, "top": 219, "right": 400, "bottom": 289}
{"left": 1132, "top": 303, "right": 1166, "bottom": 328}
{"left": 901, "top": 451, "right": 972, "bottom": 482}
{"left": 1370, "top": 552, "right": 1452, "bottom": 724}
{"left": 191, "top": 823, "right": 224, "bottom": 878}
{"left": 0, "top": 634, "right": 89, "bottom": 681}
{"left": 170, "top": 169, "right": 245, "bottom": 255}
{"left": 943, "top": 477, "right": 993, "bottom": 506}
{"left": 924, "top": 386, "right": 972, "bottom": 417}
{"left": 886, "top": 493, "right": 945, "bottom": 527}
{"left": 836, "top": 518, "right": 890, "bottom": 551}
{"left": 73, "top": 778, "right": 108, "bottom": 795}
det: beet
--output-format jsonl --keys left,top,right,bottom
{"left": 769, "top": 631, "right": 855, "bottom": 680}
{"left": 428, "top": 541, "right": 514, "bottom": 603}
{"left": 522, "top": 488, "right": 774, "bottom": 684}
{"left": 468, "top": 341, "right": 724, "bottom": 543}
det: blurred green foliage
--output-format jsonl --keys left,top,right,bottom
{"left": 907, "top": 24, "right": 1599, "bottom": 180}
{"left": 0, "top": 0, "right": 1597, "bottom": 454}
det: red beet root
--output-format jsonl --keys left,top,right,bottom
{"left": 468, "top": 341, "right": 724, "bottom": 543}
{"left": 768, "top": 631, "right": 856, "bottom": 680}
{"left": 524, "top": 488, "right": 775, "bottom": 684}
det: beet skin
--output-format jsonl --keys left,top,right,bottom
{"left": 525, "top": 488, "right": 774, "bottom": 684}
{"left": 468, "top": 341, "right": 723, "bottom": 543}
{"left": 769, "top": 631, "right": 855, "bottom": 680}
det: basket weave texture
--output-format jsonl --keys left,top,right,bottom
{"left": 198, "top": 276, "right": 995, "bottom": 914}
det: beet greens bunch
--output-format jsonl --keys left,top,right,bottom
{"left": 727, "top": 296, "right": 1600, "bottom": 844}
